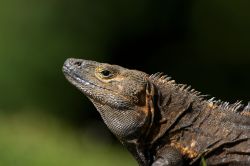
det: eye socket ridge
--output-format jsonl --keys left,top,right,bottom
{"left": 96, "top": 66, "right": 117, "bottom": 79}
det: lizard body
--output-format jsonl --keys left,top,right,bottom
{"left": 63, "top": 58, "right": 250, "bottom": 166}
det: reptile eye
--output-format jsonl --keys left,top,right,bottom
{"left": 96, "top": 66, "right": 117, "bottom": 79}
{"left": 101, "top": 70, "right": 111, "bottom": 77}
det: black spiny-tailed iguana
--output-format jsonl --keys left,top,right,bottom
{"left": 63, "top": 58, "right": 250, "bottom": 166}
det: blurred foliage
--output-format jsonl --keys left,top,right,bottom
{"left": 0, "top": 111, "right": 136, "bottom": 166}
{"left": 0, "top": 0, "right": 249, "bottom": 165}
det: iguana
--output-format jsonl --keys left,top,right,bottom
{"left": 62, "top": 58, "right": 250, "bottom": 166}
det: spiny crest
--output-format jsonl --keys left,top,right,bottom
{"left": 245, "top": 102, "right": 250, "bottom": 111}
{"left": 150, "top": 72, "right": 250, "bottom": 117}
{"left": 241, "top": 102, "right": 250, "bottom": 116}
{"left": 149, "top": 72, "right": 172, "bottom": 83}
{"left": 149, "top": 73, "right": 203, "bottom": 98}
{"left": 208, "top": 97, "right": 250, "bottom": 116}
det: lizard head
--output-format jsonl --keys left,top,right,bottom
{"left": 63, "top": 58, "right": 157, "bottom": 144}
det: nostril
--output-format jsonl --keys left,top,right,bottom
{"left": 74, "top": 61, "right": 82, "bottom": 66}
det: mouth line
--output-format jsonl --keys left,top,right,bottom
{"left": 63, "top": 64, "right": 135, "bottom": 109}
{"left": 63, "top": 65, "right": 115, "bottom": 93}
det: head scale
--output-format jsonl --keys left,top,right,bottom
{"left": 63, "top": 58, "right": 156, "bottom": 142}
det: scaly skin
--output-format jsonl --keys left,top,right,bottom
{"left": 63, "top": 58, "right": 250, "bottom": 166}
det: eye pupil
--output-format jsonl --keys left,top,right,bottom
{"left": 101, "top": 70, "right": 111, "bottom": 77}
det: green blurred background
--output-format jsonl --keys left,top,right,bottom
{"left": 0, "top": 0, "right": 249, "bottom": 165}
